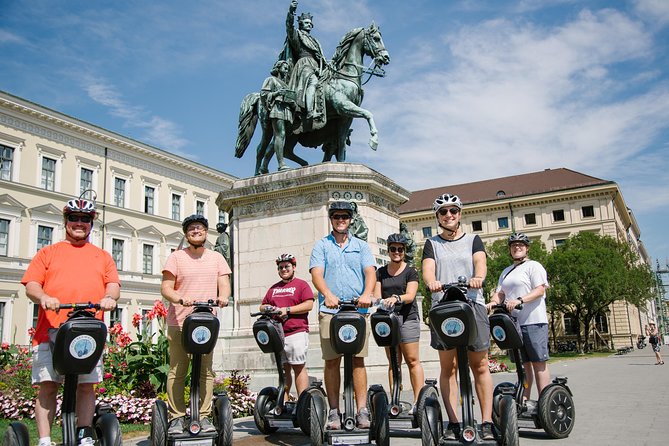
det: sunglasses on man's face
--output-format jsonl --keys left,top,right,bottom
{"left": 331, "top": 214, "right": 351, "bottom": 220}
{"left": 388, "top": 246, "right": 405, "bottom": 253}
{"left": 278, "top": 264, "right": 292, "bottom": 270}
{"left": 438, "top": 208, "right": 460, "bottom": 216}
{"left": 67, "top": 215, "right": 92, "bottom": 223}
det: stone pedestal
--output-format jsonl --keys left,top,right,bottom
{"left": 214, "top": 163, "right": 412, "bottom": 389}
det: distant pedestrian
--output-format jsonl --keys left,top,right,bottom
{"left": 646, "top": 322, "right": 664, "bottom": 365}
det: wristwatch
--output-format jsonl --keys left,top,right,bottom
{"left": 518, "top": 297, "right": 524, "bottom": 304}
{"left": 286, "top": 306, "right": 291, "bottom": 314}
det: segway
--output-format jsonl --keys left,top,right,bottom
{"left": 150, "top": 300, "right": 233, "bottom": 446}
{"left": 250, "top": 307, "right": 326, "bottom": 435}
{"left": 309, "top": 300, "right": 389, "bottom": 446}
{"left": 421, "top": 277, "right": 513, "bottom": 446}
{"left": 489, "top": 304, "right": 575, "bottom": 440}
{"left": 2, "top": 303, "right": 122, "bottom": 446}
{"left": 369, "top": 300, "right": 439, "bottom": 432}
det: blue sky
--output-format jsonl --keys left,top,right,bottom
{"left": 2, "top": 0, "right": 669, "bottom": 266}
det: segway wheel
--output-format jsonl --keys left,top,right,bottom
{"left": 297, "top": 387, "right": 325, "bottom": 436}
{"left": 492, "top": 381, "right": 515, "bottom": 428}
{"left": 420, "top": 396, "right": 442, "bottom": 446}
{"left": 253, "top": 388, "right": 279, "bottom": 434}
{"left": 214, "top": 395, "right": 234, "bottom": 446}
{"left": 309, "top": 391, "right": 327, "bottom": 446}
{"left": 499, "top": 395, "right": 519, "bottom": 446}
{"left": 2, "top": 422, "right": 29, "bottom": 446}
{"left": 538, "top": 385, "right": 575, "bottom": 439}
{"left": 150, "top": 400, "right": 168, "bottom": 446}
{"left": 95, "top": 412, "right": 122, "bottom": 446}
{"left": 414, "top": 385, "right": 438, "bottom": 429}
{"left": 372, "top": 391, "right": 390, "bottom": 446}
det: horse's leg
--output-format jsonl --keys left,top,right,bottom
{"left": 255, "top": 130, "right": 273, "bottom": 175}
{"left": 284, "top": 137, "right": 309, "bottom": 167}
{"left": 333, "top": 98, "right": 378, "bottom": 150}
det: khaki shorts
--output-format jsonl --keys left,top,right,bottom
{"left": 319, "top": 312, "right": 370, "bottom": 361}
{"left": 281, "top": 331, "right": 309, "bottom": 365}
{"left": 31, "top": 342, "right": 103, "bottom": 384}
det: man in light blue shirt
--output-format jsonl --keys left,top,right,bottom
{"left": 309, "top": 201, "right": 376, "bottom": 430}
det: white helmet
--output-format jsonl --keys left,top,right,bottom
{"left": 433, "top": 194, "right": 462, "bottom": 212}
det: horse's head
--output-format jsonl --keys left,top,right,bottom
{"left": 363, "top": 22, "right": 390, "bottom": 67}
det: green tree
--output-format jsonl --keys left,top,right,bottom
{"left": 545, "top": 232, "right": 655, "bottom": 352}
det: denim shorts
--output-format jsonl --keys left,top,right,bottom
{"left": 518, "top": 323, "right": 550, "bottom": 363}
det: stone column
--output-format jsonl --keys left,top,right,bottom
{"left": 214, "top": 163, "right": 410, "bottom": 389}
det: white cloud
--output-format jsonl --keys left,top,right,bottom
{"left": 83, "top": 79, "right": 190, "bottom": 153}
{"left": 352, "top": 6, "right": 669, "bottom": 195}
{"left": 634, "top": 0, "right": 669, "bottom": 26}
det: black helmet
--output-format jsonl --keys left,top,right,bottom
{"left": 216, "top": 222, "right": 228, "bottom": 232}
{"left": 276, "top": 253, "right": 297, "bottom": 265}
{"left": 182, "top": 214, "right": 209, "bottom": 233}
{"left": 508, "top": 232, "right": 530, "bottom": 246}
{"left": 386, "top": 233, "right": 408, "bottom": 246}
{"left": 328, "top": 201, "right": 354, "bottom": 217}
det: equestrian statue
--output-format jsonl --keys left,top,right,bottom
{"left": 235, "top": 0, "right": 390, "bottom": 175}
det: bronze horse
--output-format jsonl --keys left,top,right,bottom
{"left": 235, "top": 23, "right": 390, "bottom": 175}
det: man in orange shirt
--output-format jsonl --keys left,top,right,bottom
{"left": 22, "top": 198, "right": 120, "bottom": 446}
{"left": 161, "top": 214, "right": 231, "bottom": 434}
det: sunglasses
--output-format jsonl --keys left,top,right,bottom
{"left": 67, "top": 215, "right": 92, "bottom": 223}
{"left": 278, "top": 264, "right": 292, "bottom": 270}
{"left": 331, "top": 214, "right": 351, "bottom": 220}
{"left": 388, "top": 246, "right": 405, "bottom": 253}
{"left": 438, "top": 208, "right": 460, "bottom": 216}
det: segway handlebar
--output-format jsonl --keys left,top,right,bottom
{"left": 178, "top": 298, "right": 220, "bottom": 307}
{"left": 489, "top": 303, "right": 524, "bottom": 313}
{"left": 56, "top": 302, "right": 102, "bottom": 310}
{"left": 250, "top": 306, "right": 283, "bottom": 317}
{"left": 440, "top": 275, "right": 470, "bottom": 291}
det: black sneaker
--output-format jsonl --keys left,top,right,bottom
{"left": 480, "top": 422, "right": 495, "bottom": 440}
{"left": 444, "top": 422, "right": 460, "bottom": 440}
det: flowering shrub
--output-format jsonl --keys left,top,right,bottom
{"left": 215, "top": 370, "right": 256, "bottom": 417}
{"left": 104, "top": 300, "right": 169, "bottom": 396}
{"left": 488, "top": 357, "right": 509, "bottom": 373}
{"left": 0, "top": 302, "right": 263, "bottom": 423}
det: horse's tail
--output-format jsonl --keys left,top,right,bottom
{"left": 234, "top": 92, "right": 260, "bottom": 158}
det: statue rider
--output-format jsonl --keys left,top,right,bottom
{"left": 285, "top": 0, "right": 326, "bottom": 121}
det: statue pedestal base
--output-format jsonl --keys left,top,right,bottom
{"left": 215, "top": 162, "right": 414, "bottom": 389}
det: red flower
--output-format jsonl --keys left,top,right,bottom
{"left": 153, "top": 300, "right": 168, "bottom": 319}
{"left": 132, "top": 313, "right": 142, "bottom": 328}
{"left": 28, "top": 327, "right": 36, "bottom": 338}
{"left": 109, "top": 323, "right": 124, "bottom": 336}
{"left": 104, "top": 372, "right": 113, "bottom": 380}
{"left": 98, "top": 387, "right": 106, "bottom": 394}
{"left": 1, "top": 342, "right": 9, "bottom": 350}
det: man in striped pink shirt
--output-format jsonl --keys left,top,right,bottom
{"left": 161, "top": 214, "right": 232, "bottom": 434}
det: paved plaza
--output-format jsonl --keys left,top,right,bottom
{"left": 125, "top": 347, "right": 668, "bottom": 445}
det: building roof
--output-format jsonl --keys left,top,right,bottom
{"left": 399, "top": 168, "right": 612, "bottom": 214}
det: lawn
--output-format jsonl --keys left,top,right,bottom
{"left": 0, "top": 419, "right": 149, "bottom": 444}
